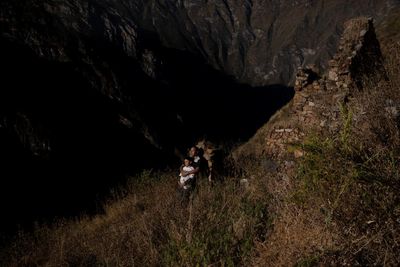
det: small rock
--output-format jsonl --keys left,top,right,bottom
{"left": 284, "top": 161, "right": 295, "bottom": 168}
{"left": 240, "top": 179, "right": 250, "bottom": 188}
{"left": 385, "top": 106, "right": 398, "bottom": 117}
{"left": 313, "top": 84, "right": 321, "bottom": 90}
{"left": 294, "top": 149, "right": 304, "bottom": 158}
{"left": 328, "top": 60, "right": 338, "bottom": 67}
{"left": 359, "top": 29, "right": 367, "bottom": 37}
{"left": 328, "top": 70, "right": 338, "bottom": 81}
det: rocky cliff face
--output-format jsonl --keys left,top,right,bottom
{"left": 129, "top": 0, "right": 397, "bottom": 86}
{"left": 3, "top": 0, "right": 396, "bottom": 87}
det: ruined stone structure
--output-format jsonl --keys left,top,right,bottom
{"left": 235, "top": 17, "right": 387, "bottom": 167}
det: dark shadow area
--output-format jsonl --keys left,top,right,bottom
{"left": 137, "top": 31, "right": 295, "bottom": 147}
{"left": 0, "top": 31, "right": 293, "bottom": 242}
{"left": 0, "top": 39, "right": 169, "bottom": 239}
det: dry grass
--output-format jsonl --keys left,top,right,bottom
{"left": 1, "top": 170, "right": 272, "bottom": 266}
{"left": 251, "top": 43, "right": 400, "bottom": 266}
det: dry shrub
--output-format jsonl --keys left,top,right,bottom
{"left": 251, "top": 137, "right": 346, "bottom": 267}
{"left": 252, "top": 186, "right": 340, "bottom": 266}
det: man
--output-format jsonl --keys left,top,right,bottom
{"left": 188, "top": 146, "right": 210, "bottom": 182}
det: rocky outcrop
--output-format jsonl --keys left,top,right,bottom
{"left": 326, "top": 18, "right": 387, "bottom": 90}
{"left": 235, "top": 17, "right": 387, "bottom": 164}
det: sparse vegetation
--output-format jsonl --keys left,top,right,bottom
{"left": 1, "top": 170, "right": 271, "bottom": 266}
{"left": 253, "top": 43, "right": 400, "bottom": 266}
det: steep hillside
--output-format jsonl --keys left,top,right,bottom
{"left": 2, "top": 17, "right": 399, "bottom": 266}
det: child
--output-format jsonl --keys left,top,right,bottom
{"left": 179, "top": 157, "right": 195, "bottom": 190}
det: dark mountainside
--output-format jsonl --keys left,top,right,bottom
{"left": 0, "top": 0, "right": 294, "bottom": 235}
{"left": 129, "top": 0, "right": 397, "bottom": 85}
{"left": 0, "top": 0, "right": 399, "bottom": 237}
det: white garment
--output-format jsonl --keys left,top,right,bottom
{"left": 193, "top": 156, "right": 200, "bottom": 163}
{"left": 179, "top": 165, "right": 195, "bottom": 189}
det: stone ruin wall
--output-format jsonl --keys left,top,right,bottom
{"left": 235, "top": 17, "right": 387, "bottom": 167}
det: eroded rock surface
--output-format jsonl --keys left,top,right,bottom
{"left": 131, "top": 0, "right": 396, "bottom": 85}
{"left": 235, "top": 17, "right": 387, "bottom": 164}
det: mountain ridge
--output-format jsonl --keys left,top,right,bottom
{"left": 129, "top": 0, "right": 398, "bottom": 85}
